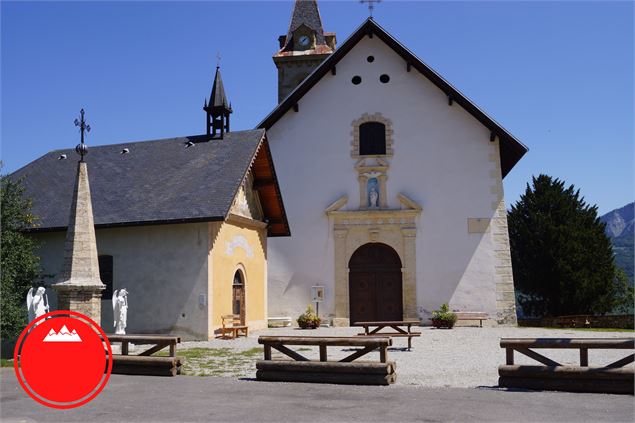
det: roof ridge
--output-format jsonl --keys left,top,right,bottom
{"left": 43, "top": 128, "right": 266, "bottom": 153}
{"left": 257, "top": 18, "right": 528, "bottom": 177}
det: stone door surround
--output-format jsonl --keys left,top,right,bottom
{"left": 326, "top": 195, "right": 421, "bottom": 327}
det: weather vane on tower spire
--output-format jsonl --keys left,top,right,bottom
{"left": 74, "top": 108, "right": 91, "bottom": 161}
{"left": 360, "top": 0, "right": 382, "bottom": 18}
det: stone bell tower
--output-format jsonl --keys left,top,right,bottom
{"left": 273, "top": 0, "right": 336, "bottom": 102}
{"left": 53, "top": 109, "right": 105, "bottom": 324}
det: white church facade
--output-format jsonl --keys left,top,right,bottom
{"left": 262, "top": 2, "right": 527, "bottom": 326}
{"left": 15, "top": 1, "right": 527, "bottom": 337}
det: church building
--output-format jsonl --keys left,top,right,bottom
{"left": 262, "top": 0, "right": 527, "bottom": 326}
{"left": 14, "top": 0, "right": 527, "bottom": 336}
{"left": 13, "top": 69, "right": 290, "bottom": 340}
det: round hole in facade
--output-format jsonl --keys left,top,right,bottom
{"left": 380, "top": 74, "right": 390, "bottom": 84}
{"left": 352, "top": 75, "right": 362, "bottom": 85}
{"left": 367, "top": 56, "right": 375, "bottom": 63}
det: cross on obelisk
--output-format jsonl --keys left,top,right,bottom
{"left": 360, "top": 0, "right": 382, "bottom": 18}
{"left": 54, "top": 108, "right": 105, "bottom": 324}
{"left": 74, "top": 108, "right": 91, "bottom": 162}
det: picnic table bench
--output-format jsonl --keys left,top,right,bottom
{"left": 353, "top": 320, "right": 421, "bottom": 350}
{"left": 499, "top": 337, "right": 634, "bottom": 394}
{"left": 454, "top": 312, "right": 488, "bottom": 327}
{"left": 107, "top": 334, "right": 182, "bottom": 377}
{"left": 257, "top": 336, "right": 396, "bottom": 385}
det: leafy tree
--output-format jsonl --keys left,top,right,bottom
{"left": 1, "top": 175, "right": 40, "bottom": 340}
{"left": 508, "top": 175, "right": 629, "bottom": 317}
{"left": 612, "top": 268, "right": 634, "bottom": 314}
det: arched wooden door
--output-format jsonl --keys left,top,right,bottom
{"left": 349, "top": 243, "right": 403, "bottom": 324}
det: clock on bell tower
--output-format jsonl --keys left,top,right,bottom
{"left": 273, "top": 0, "right": 336, "bottom": 103}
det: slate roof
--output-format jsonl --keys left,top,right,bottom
{"left": 12, "top": 129, "right": 290, "bottom": 236}
{"left": 260, "top": 18, "right": 528, "bottom": 178}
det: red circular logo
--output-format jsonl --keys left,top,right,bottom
{"left": 13, "top": 310, "right": 112, "bottom": 409}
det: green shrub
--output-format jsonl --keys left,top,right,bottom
{"left": 297, "top": 305, "right": 321, "bottom": 329}
{"left": 431, "top": 303, "right": 457, "bottom": 329}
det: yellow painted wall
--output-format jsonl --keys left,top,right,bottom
{"left": 208, "top": 219, "right": 267, "bottom": 338}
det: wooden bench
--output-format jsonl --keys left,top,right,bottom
{"left": 454, "top": 312, "right": 488, "bottom": 327}
{"left": 268, "top": 316, "right": 292, "bottom": 328}
{"left": 220, "top": 314, "right": 248, "bottom": 339}
{"left": 107, "top": 334, "right": 182, "bottom": 377}
{"left": 257, "top": 336, "right": 395, "bottom": 385}
{"left": 499, "top": 338, "right": 634, "bottom": 395}
{"left": 353, "top": 320, "right": 421, "bottom": 350}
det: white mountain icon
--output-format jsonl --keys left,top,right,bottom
{"left": 43, "top": 325, "right": 82, "bottom": 342}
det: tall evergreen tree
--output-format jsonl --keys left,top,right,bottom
{"left": 508, "top": 175, "right": 628, "bottom": 317}
{"left": 1, "top": 175, "right": 40, "bottom": 340}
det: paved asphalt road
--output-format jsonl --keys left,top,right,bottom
{"left": 1, "top": 369, "right": 633, "bottom": 422}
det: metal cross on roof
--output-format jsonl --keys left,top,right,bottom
{"left": 360, "top": 0, "right": 382, "bottom": 17}
{"left": 74, "top": 108, "right": 91, "bottom": 161}
{"left": 216, "top": 51, "right": 222, "bottom": 68}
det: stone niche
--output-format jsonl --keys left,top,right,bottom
{"left": 325, "top": 194, "right": 422, "bottom": 326}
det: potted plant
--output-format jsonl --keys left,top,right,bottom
{"left": 297, "top": 305, "right": 321, "bottom": 329}
{"left": 430, "top": 303, "right": 457, "bottom": 329}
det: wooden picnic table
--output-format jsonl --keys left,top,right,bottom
{"left": 107, "top": 334, "right": 181, "bottom": 357}
{"left": 105, "top": 334, "right": 182, "bottom": 376}
{"left": 257, "top": 336, "right": 396, "bottom": 385}
{"left": 498, "top": 337, "right": 635, "bottom": 394}
{"left": 353, "top": 320, "right": 421, "bottom": 350}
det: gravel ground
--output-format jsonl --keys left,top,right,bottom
{"left": 164, "top": 326, "right": 635, "bottom": 387}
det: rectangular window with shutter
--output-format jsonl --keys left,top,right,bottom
{"left": 359, "top": 122, "right": 387, "bottom": 155}
{"left": 99, "top": 255, "right": 113, "bottom": 299}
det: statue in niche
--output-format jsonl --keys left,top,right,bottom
{"left": 367, "top": 177, "right": 380, "bottom": 208}
{"left": 112, "top": 289, "right": 129, "bottom": 335}
{"left": 26, "top": 287, "right": 49, "bottom": 324}
{"left": 369, "top": 187, "right": 379, "bottom": 208}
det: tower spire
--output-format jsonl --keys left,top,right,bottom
{"left": 203, "top": 65, "right": 232, "bottom": 138}
{"left": 285, "top": 0, "right": 326, "bottom": 49}
{"left": 273, "top": 0, "right": 336, "bottom": 103}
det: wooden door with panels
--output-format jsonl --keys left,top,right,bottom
{"left": 349, "top": 243, "right": 403, "bottom": 324}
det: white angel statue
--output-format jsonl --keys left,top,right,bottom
{"left": 26, "top": 287, "right": 49, "bottom": 324}
{"left": 112, "top": 289, "right": 128, "bottom": 335}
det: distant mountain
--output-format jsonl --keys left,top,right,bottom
{"left": 601, "top": 202, "right": 634, "bottom": 238}
{"left": 601, "top": 202, "right": 634, "bottom": 286}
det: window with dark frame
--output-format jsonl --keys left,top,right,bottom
{"left": 99, "top": 255, "right": 113, "bottom": 299}
{"left": 359, "top": 122, "right": 387, "bottom": 155}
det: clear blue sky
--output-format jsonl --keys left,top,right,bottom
{"left": 1, "top": 1, "right": 633, "bottom": 214}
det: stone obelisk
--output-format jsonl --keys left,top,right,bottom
{"left": 53, "top": 109, "right": 105, "bottom": 324}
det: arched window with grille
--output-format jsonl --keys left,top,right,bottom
{"left": 359, "top": 122, "right": 386, "bottom": 155}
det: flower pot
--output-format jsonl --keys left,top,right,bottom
{"left": 431, "top": 318, "right": 455, "bottom": 329}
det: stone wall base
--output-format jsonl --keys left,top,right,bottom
{"left": 332, "top": 318, "right": 350, "bottom": 327}
{"left": 519, "top": 315, "right": 634, "bottom": 330}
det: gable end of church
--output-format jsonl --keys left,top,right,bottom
{"left": 261, "top": 18, "right": 528, "bottom": 178}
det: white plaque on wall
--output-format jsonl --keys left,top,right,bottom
{"left": 311, "top": 286, "right": 325, "bottom": 303}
